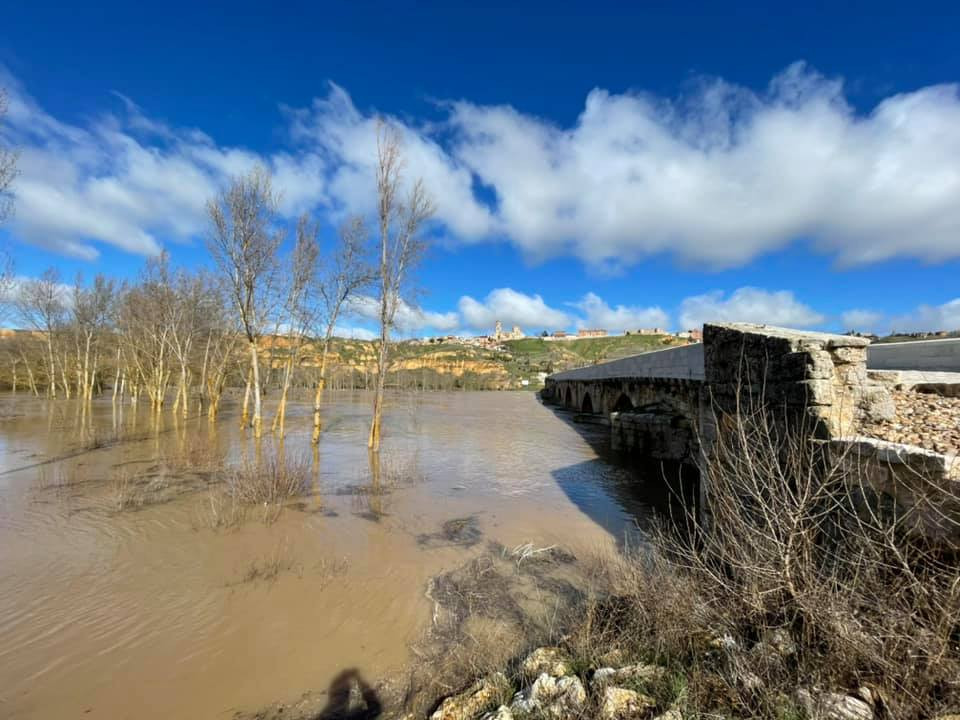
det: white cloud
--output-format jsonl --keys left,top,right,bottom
{"left": 569, "top": 292, "right": 668, "bottom": 331}
{"left": 890, "top": 298, "right": 960, "bottom": 333}
{"left": 0, "top": 69, "right": 265, "bottom": 258}
{"left": 841, "top": 308, "right": 884, "bottom": 332}
{"left": 346, "top": 294, "right": 459, "bottom": 333}
{"left": 332, "top": 325, "right": 377, "bottom": 341}
{"left": 678, "top": 287, "right": 824, "bottom": 329}
{"left": 445, "top": 63, "right": 960, "bottom": 268}
{"left": 7, "top": 63, "right": 960, "bottom": 269}
{"left": 457, "top": 288, "right": 571, "bottom": 331}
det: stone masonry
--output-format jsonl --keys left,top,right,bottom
{"left": 544, "top": 322, "right": 959, "bottom": 542}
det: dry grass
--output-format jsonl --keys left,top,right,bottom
{"left": 234, "top": 539, "right": 302, "bottom": 585}
{"left": 202, "top": 449, "right": 312, "bottom": 529}
{"left": 563, "top": 398, "right": 960, "bottom": 719}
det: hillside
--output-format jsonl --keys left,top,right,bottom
{"left": 294, "top": 333, "right": 689, "bottom": 390}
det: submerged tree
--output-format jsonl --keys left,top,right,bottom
{"left": 367, "top": 123, "right": 434, "bottom": 451}
{"left": 206, "top": 166, "right": 282, "bottom": 439}
{"left": 311, "top": 215, "right": 374, "bottom": 443}
{"left": 70, "top": 273, "right": 116, "bottom": 402}
{"left": 16, "top": 269, "right": 66, "bottom": 397}
{"left": 271, "top": 214, "right": 319, "bottom": 436}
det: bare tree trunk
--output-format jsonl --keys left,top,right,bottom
{"left": 250, "top": 341, "right": 263, "bottom": 438}
{"left": 272, "top": 354, "right": 294, "bottom": 435}
{"left": 240, "top": 365, "right": 252, "bottom": 428}
{"left": 112, "top": 347, "right": 121, "bottom": 402}
{"left": 311, "top": 343, "right": 331, "bottom": 444}
{"left": 368, "top": 328, "right": 389, "bottom": 451}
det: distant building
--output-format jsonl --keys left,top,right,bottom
{"left": 551, "top": 330, "right": 569, "bottom": 339}
{"left": 493, "top": 320, "right": 524, "bottom": 342}
{"left": 577, "top": 329, "right": 608, "bottom": 338}
{"left": 674, "top": 329, "right": 703, "bottom": 341}
{"left": 626, "top": 327, "right": 667, "bottom": 336}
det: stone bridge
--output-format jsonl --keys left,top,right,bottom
{"left": 542, "top": 323, "right": 960, "bottom": 540}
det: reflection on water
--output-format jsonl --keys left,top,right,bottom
{"left": 0, "top": 391, "right": 663, "bottom": 719}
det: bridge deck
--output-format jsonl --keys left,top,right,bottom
{"left": 549, "top": 343, "right": 705, "bottom": 382}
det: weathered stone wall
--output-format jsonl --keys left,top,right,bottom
{"left": 703, "top": 323, "right": 893, "bottom": 440}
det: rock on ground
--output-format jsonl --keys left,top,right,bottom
{"left": 479, "top": 706, "right": 513, "bottom": 720}
{"left": 511, "top": 673, "right": 587, "bottom": 720}
{"left": 592, "top": 663, "right": 667, "bottom": 690}
{"left": 599, "top": 686, "right": 656, "bottom": 720}
{"left": 431, "top": 673, "right": 509, "bottom": 720}
{"left": 520, "top": 646, "right": 573, "bottom": 679}
{"left": 796, "top": 689, "right": 874, "bottom": 720}
{"left": 863, "top": 389, "right": 960, "bottom": 455}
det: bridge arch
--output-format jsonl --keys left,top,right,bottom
{"left": 581, "top": 392, "right": 594, "bottom": 414}
{"left": 564, "top": 386, "right": 573, "bottom": 408}
{"left": 611, "top": 393, "right": 634, "bottom": 413}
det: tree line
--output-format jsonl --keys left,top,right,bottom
{"left": 1, "top": 106, "right": 433, "bottom": 451}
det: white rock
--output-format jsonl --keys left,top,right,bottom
{"left": 480, "top": 706, "right": 514, "bottom": 720}
{"left": 520, "top": 646, "right": 573, "bottom": 678}
{"left": 796, "top": 689, "right": 874, "bottom": 720}
{"left": 598, "top": 686, "right": 656, "bottom": 720}
{"left": 432, "top": 673, "right": 508, "bottom": 720}
{"left": 511, "top": 673, "right": 587, "bottom": 720}
{"left": 652, "top": 711, "right": 683, "bottom": 720}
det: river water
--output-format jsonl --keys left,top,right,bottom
{"left": 0, "top": 391, "right": 664, "bottom": 719}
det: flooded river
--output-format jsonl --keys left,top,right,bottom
{"left": 0, "top": 391, "right": 664, "bottom": 719}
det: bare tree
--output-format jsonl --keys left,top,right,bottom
{"left": 311, "top": 215, "right": 374, "bottom": 443}
{"left": 71, "top": 273, "right": 115, "bottom": 401}
{"left": 16, "top": 269, "right": 66, "bottom": 397}
{"left": 206, "top": 166, "right": 282, "bottom": 438}
{"left": 271, "top": 213, "right": 318, "bottom": 436}
{"left": 116, "top": 257, "right": 176, "bottom": 409}
{"left": 367, "top": 124, "right": 434, "bottom": 451}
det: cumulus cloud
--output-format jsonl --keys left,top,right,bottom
{"left": 569, "top": 292, "right": 668, "bottom": 331}
{"left": 841, "top": 308, "right": 885, "bottom": 332}
{"left": 346, "top": 294, "right": 459, "bottom": 334}
{"left": 446, "top": 63, "right": 960, "bottom": 268}
{"left": 457, "top": 288, "right": 571, "bottom": 331}
{"left": 890, "top": 298, "right": 960, "bottom": 333}
{"left": 678, "top": 287, "right": 824, "bottom": 329}
{"left": 331, "top": 325, "right": 377, "bottom": 341}
{"left": 0, "top": 69, "right": 265, "bottom": 258}
{"left": 5, "top": 63, "right": 960, "bottom": 269}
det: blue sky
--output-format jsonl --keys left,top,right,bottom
{"left": 1, "top": 0, "right": 959, "bottom": 337}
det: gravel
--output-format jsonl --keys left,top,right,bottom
{"left": 863, "top": 389, "right": 960, "bottom": 455}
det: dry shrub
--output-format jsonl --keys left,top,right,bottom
{"left": 226, "top": 451, "right": 311, "bottom": 507}
{"left": 589, "top": 398, "right": 960, "bottom": 719}
{"left": 203, "top": 449, "right": 311, "bottom": 528}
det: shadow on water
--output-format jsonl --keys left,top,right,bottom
{"left": 542, "top": 401, "right": 698, "bottom": 544}
{"left": 316, "top": 669, "right": 382, "bottom": 720}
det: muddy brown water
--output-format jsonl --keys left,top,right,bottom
{"left": 0, "top": 391, "right": 667, "bottom": 719}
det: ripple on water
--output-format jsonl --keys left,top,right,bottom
{"left": 0, "top": 392, "right": 660, "bottom": 719}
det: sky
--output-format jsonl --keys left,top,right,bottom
{"left": 1, "top": 0, "right": 959, "bottom": 339}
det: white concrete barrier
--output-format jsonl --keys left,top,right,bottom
{"left": 867, "top": 338, "right": 960, "bottom": 372}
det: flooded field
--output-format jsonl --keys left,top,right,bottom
{"left": 0, "top": 391, "right": 665, "bottom": 719}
